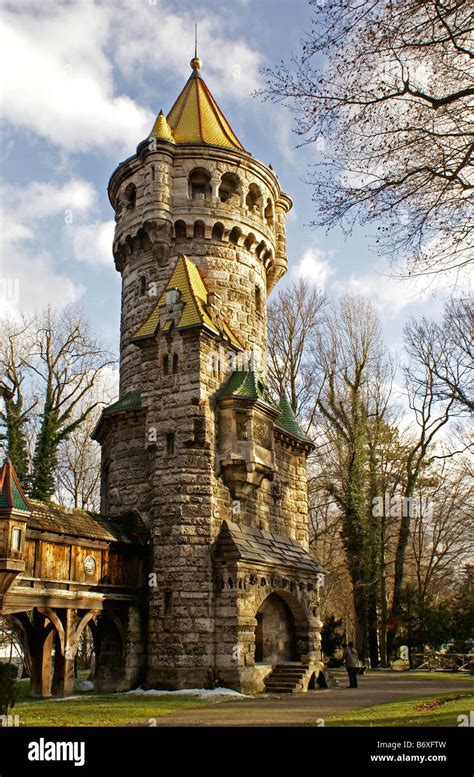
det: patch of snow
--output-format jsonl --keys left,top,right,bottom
{"left": 75, "top": 679, "right": 95, "bottom": 691}
{"left": 123, "top": 687, "right": 247, "bottom": 699}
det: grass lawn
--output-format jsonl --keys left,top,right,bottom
{"left": 324, "top": 692, "right": 474, "bottom": 727}
{"left": 10, "top": 678, "right": 231, "bottom": 727}
{"left": 397, "top": 672, "right": 474, "bottom": 683}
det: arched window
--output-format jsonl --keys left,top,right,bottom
{"left": 219, "top": 172, "right": 240, "bottom": 203}
{"left": 229, "top": 226, "right": 241, "bottom": 246}
{"left": 193, "top": 220, "right": 205, "bottom": 239}
{"left": 172, "top": 353, "right": 179, "bottom": 374}
{"left": 246, "top": 183, "right": 262, "bottom": 213}
{"left": 212, "top": 222, "right": 224, "bottom": 241}
{"left": 174, "top": 220, "right": 187, "bottom": 239}
{"left": 163, "top": 354, "right": 169, "bottom": 375}
{"left": 244, "top": 233, "right": 256, "bottom": 251}
{"left": 123, "top": 183, "right": 136, "bottom": 209}
{"left": 139, "top": 276, "right": 147, "bottom": 296}
{"left": 188, "top": 168, "right": 212, "bottom": 200}
{"left": 256, "top": 240, "right": 266, "bottom": 259}
{"left": 264, "top": 199, "right": 274, "bottom": 227}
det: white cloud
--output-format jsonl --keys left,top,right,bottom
{"left": 1, "top": 179, "right": 96, "bottom": 221}
{"left": 293, "top": 246, "right": 335, "bottom": 293}
{"left": 0, "top": 4, "right": 152, "bottom": 156}
{"left": 0, "top": 177, "right": 106, "bottom": 318}
{"left": 332, "top": 258, "right": 470, "bottom": 318}
{"left": 111, "top": 3, "right": 262, "bottom": 100}
{"left": 0, "top": 1, "right": 263, "bottom": 156}
{"left": 69, "top": 220, "right": 115, "bottom": 267}
{"left": 0, "top": 248, "right": 85, "bottom": 320}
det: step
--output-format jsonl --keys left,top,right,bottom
{"left": 265, "top": 684, "right": 303, "bottom": 692}
{"left": 268, "top": 670, "right": 307, "bottom": 677}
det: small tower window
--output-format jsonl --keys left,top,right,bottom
{"left": 212, "top": 222, "right": 224, "bottom": 241}
{"left": 164, "top": 590, "right": 173, "bottom": 614}
{"left": 264, "top": 199, "right": 274, "bottom": 227}
{"left": 188, "top": 168, "right": 212, "bottom": 200}
{"left": 139, "top": 276, "right": 147, "bottom": 296}
{"left": 123, "top": 183, "right": 136, "bottom": 209}
{"left": 12, "top": 528, "right": 22, "bottom": 552}
{"left": 246, "top": 183, "right": 262, "bottom": 213}
{"left": 219, "top": 172, "right": 240, "bottom": 203}
{"left": 255, "top": 285, "right": 262, "bottom": 314}
{"left": 172, "top": 353, "right": 179, "bottom": 374}
{"left": 151, "top": 165, "right": 155, "bottom": 182}
{"left": 163, "top": 355, "right": 169, "bottom": 375}
{"left": 175, "top": 220, "right": 187, "bottom": 239}
{"left": 229, "top": 226, "right": 241, "bottom": 246}
{"left": 166, "top": 432, "right": 175, "bottom": 456}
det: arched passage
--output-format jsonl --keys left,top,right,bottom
{"left": 254, "top": 593, "right": 296, "bottom": 664}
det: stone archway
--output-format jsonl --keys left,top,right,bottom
{"left": 254, "top": 593, "right": 296, "bottom": 664}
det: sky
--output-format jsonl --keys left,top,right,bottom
{"left": 0, "top": 0, "right": 467, "bottom": 367}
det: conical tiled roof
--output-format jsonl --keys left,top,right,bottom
{"left": 150, "top": 110, "right": 174, "bottom": 142}
{"left": 275, "top": 397, "right": 314, "bottom": 445}
{"left": 0, "top": 459, "right": 31, "bottom": 513}
{"left": 149, "top": 58, "right": 245, "bottom": 152}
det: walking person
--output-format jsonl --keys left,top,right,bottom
{"left": 343, "top": 641, "right": 359, "bottom": 688}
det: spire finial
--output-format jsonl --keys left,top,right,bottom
{"left": 190, "top": 23, "right": 202, "bottom": 72}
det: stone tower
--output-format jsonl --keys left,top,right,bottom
{"left": 94, "top": 55, "right": 325, "bottom": 693}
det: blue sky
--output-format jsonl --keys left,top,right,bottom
{"left": 0, "top": 0, "right": 460, "bottom": 362}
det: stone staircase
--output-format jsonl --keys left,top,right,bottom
{"left": 264, "top": 662, "right": 310, "bottom": 693}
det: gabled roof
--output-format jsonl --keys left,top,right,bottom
{"left": 213, "top": 520, "right": 326, "bottom": 575}
{"left": 0, "top": 459, "right": 31, "bottom": 514}
{"left": 149, "top": 58, "right": 245, "bottom": 152}
{"left": 27, "top": 502, "right": 148, "bottom": 546}
{"left": 275, "top": 396, "right": 314, "bottom": 445}
{"left": 216, "top": 370, "right": 279, "bottom": 411}
{"left": 132, "top": 255, "right": 243, "bottom": 349}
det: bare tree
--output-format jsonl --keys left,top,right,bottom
{"left": 267, "top": 278, "right": 326, "bottom": 419}
{"left": 261, "top": 0, "right": 473, "bottom": 278}
{"left": 404, "top": 298, "right": 473, "bottom": 412}
{"left": 313, "top": 294, "right": 393, "bottom": 659}
{"left": 387, "top": 317, "right": 463, "bottom": 653}
{"left": 408, "top": 457, "right": 473, "bottom": 602}
{"left": 25, "top": 307, "right": 114, "bottom": 501}
{"left": 0, "top": 319, "right": 37, "bottom": 481}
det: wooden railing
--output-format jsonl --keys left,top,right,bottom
{"left": 411, "top": 652, "right": 474, "bottom": 672}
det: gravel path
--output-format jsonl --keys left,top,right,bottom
{"left": 145, "top": 671, "right": 474, "bottom": 727}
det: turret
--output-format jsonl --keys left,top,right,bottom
{"left": 0, "top": 459, "right": 30, "bottom": 605}
{"left": 107, "top": 55, "right": 292, "bottom": 395}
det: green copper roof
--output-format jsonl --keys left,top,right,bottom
{"left": 102, "top": 391, "right": 142, "bottom": 416}
{"left": 0, "top": 459, "right": 31, "bottom": 513}
{"left": 275, "top": 397, "right": 314, "bottom": 445}
{"left": 217, "top": 371, "right": 278, "bottom": 410}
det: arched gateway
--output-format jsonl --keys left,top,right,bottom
{"left": 255, "top": 593, "right": 296, "bottom": 663}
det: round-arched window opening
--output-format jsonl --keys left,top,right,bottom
{"left": 219, "top": 172, "right": 240, "bottom": 203}
{"left": 188, "top": 168, "right": 212, "bottom": 201}
{"left": 123, "top": 183, "right": 136, "bottom": 209}
{"left": 246, "top": 183, "right": 263, "bottom": 213}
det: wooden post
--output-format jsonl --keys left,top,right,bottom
{"left": 51, "top": 609, "right": 78, "bottom": 697}
{"left": 29, "top": 611, "right": 53, "bottom": 698}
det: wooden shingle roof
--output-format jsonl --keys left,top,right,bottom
{"left": 27, "top": 501, "right": 148, "bottom": 546}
